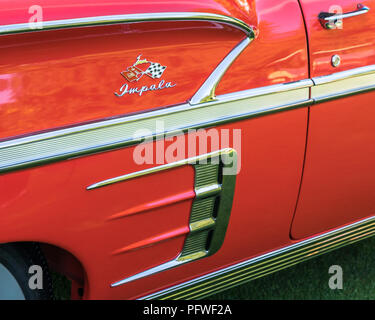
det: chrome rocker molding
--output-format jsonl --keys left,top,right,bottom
{"left": 1, "top": 63, "right": 375, "bottom": 174}
{"left": 141, "top": 215, "right": 375, "bottom": 300}
{"left": 0, "top": 12, "right": 253, "bottom": 37}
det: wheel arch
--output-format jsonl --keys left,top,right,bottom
{"left": 0, "top": 240, "right": 87, "bottom": 300}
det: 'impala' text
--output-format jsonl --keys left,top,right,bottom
{"left": 115, "top": 80, "right": 176, "bottom": 97}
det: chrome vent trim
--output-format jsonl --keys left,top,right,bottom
{"left": 110, "top": 148, "right": 237, "bottom": 287}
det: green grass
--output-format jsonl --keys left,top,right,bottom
{"left": 51, "top": 272, "right": 71, "bottom": 300}
{"left": 52, "top": 236, "right": 375, "bottom": 300}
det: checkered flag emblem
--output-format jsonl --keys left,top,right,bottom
{"left": 121, "top": 56, "right": 168, "bottom": 83}
{"left": 144, "top": 62, "right": 167, "bottom": 79}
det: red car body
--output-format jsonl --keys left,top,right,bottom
{"left": 0, "top": 0, "right": 374, "bottom": 299}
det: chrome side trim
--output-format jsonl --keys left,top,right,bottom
{"left": 0, "top": 57, "right": 374, "bottom": 174}
{"left": 87, "top": 150, "right": 224, "bottom": 190}
{"left": 0, "top": 12, "right": 253, "bottom": 36}
{"left": 0, "top": 79, "right": 312, "bottom": 174}
{"left": 110, "top": 148, "right": 237, "bottom": 287}
{"left": 141, "top": 215, "right": 375, "bottom": 300}
{"left": 312, "top": 64, "right": 375, "bottom": 102}
{"left": 189, "top": 37, "right": 253, "bottom": 104}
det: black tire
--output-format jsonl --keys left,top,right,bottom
{"left": 0, "top": 243, "right": 54, "bottom": 300}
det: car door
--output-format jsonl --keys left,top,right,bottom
{"left": 0, "top": 0, "right": 310, "bottom": 299}
{"left": 291, "top": 0, "right": 375, "bottom": 239}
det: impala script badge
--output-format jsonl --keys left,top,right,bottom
{"left": 115, "top": 55, "right": 176, "bottom": 97}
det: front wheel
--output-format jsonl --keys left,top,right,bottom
{"left": 0, "top": 243, "right": 53, "bottom": 300}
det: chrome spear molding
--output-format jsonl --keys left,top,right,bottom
{"left": 2, "top": 62, "right": 375, "bottom": 174}
{"left": 0, "top": 79, "right": 312, "bottom": 174}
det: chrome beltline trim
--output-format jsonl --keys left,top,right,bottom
{"left": 0, "top": 12, "right": 253, "bottom": 36}
{"left": 140, "top": 215, "right": 375, "bottom": 300}
{"left": 0, "top": 79, "right": 312, "bottom": 173}
{"left": 312, "top": 64, "right": 375, "bottom": 102}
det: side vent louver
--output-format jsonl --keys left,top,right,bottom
{"left": 110, "top": 149, "right": 238, "bottom": 287}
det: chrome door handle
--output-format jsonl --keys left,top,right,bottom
{"left": 319, "top": 4, "right": 370, "bottom": 29}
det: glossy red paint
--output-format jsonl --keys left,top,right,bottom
{"left": 0, "top": 0, "right": 313, "bottom": 299}
{"left": 0, "top": 157, "right": 195, "bottom": 298}
{"left": 1, "top": 0, "right": 374, "bottom": 301}
{"left": 291, "top": 0, "right": 375, "bottom": 239}
{"left": 0, "top": 0, "right": 310, "bottom": 141}
{"left": 292, "top": 92, "right": 375, "bottom": 239}
{"left": 0, "top": 22, "right": 243, "bottom": 139}
{"left": 0, "top": 0, "right": 258, "bottom": 140}
{"left": 0, "top": 0, "right": 256, "bottom": 26}
{"left": 0, "top": 107, "right": 308, "bottom": 299}
{"left": 218, "top": 0, "right": 308, "bottom": 94}
{"left": 298, "top": 0, "right": 375, "bottom": 77}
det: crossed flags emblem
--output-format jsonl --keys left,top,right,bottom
{"left": 121, "top": 55, "right": 167, "bottom": 83}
